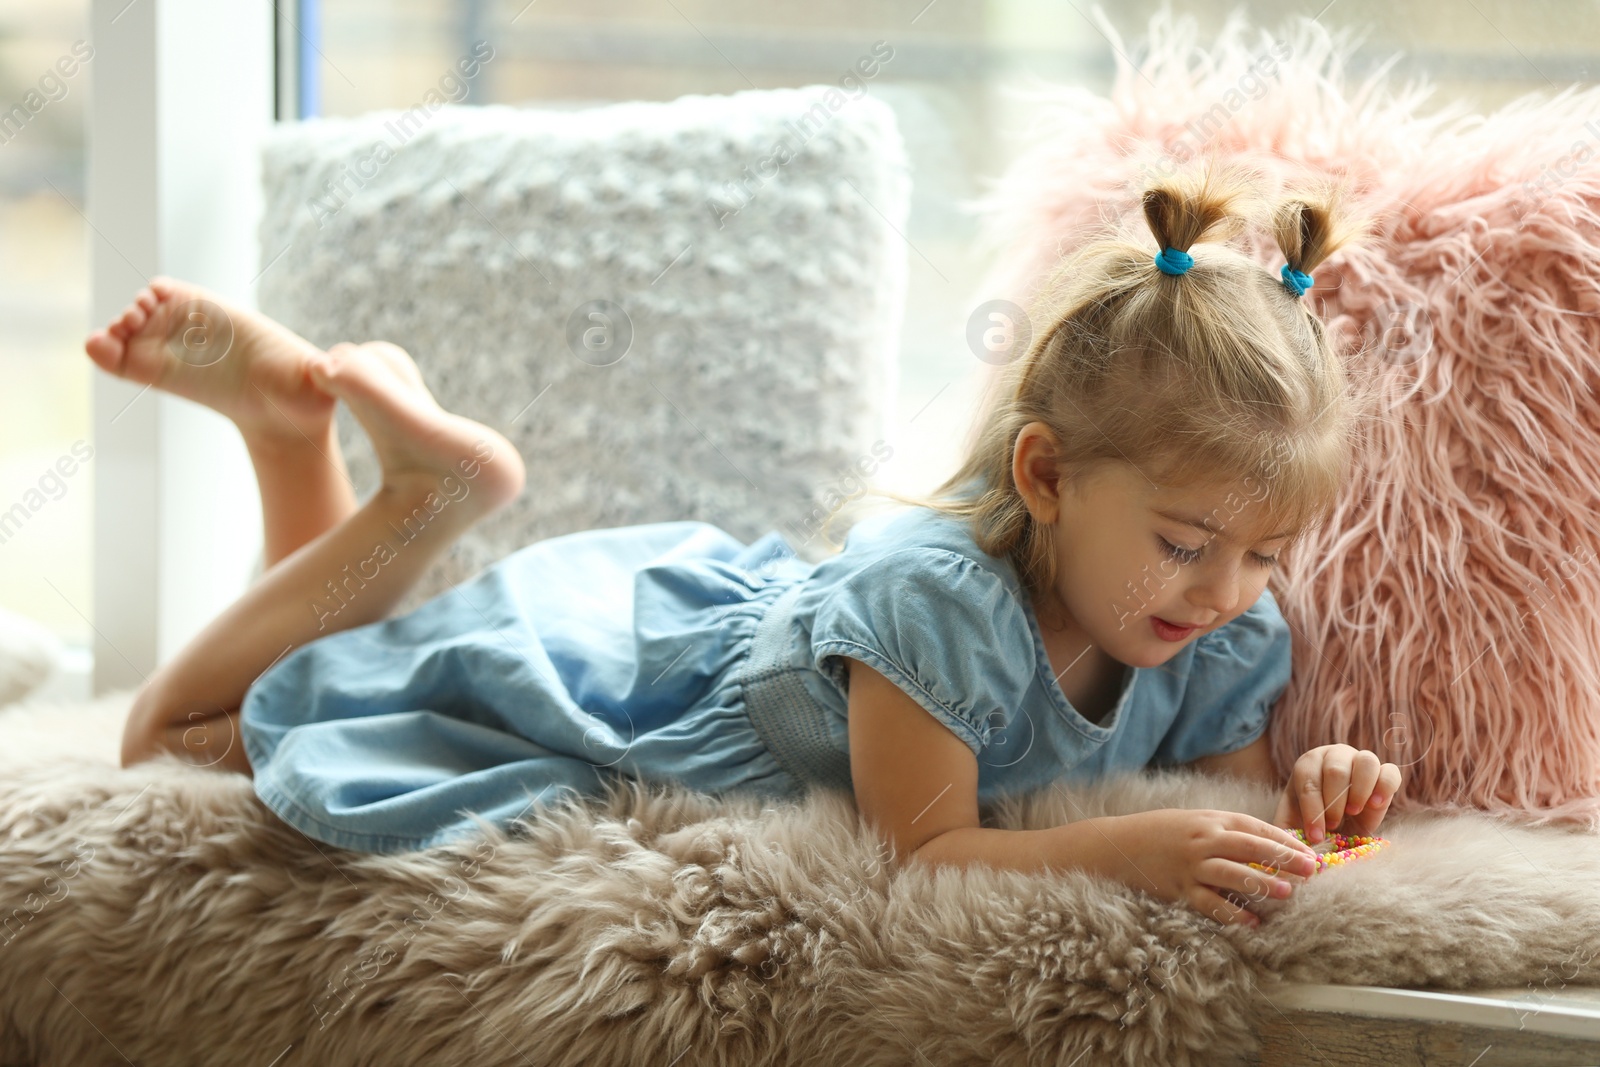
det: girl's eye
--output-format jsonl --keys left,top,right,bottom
{"left": 1159, "top": 535, "right": 1279, "bottom": 569}
{"left": 1157, "top": 536, "right": 1203, "bottom": 564}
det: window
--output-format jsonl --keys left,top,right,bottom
{"left": 0, "top": 0, "right": 92, "bottom": 670}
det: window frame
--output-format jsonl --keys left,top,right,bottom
{"left": 89, "top": 0, "right": 275, "bottom": 693}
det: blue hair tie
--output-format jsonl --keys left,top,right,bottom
{"left": 1280, "top": 263, "right": 1315, "bottom": 297}
{"left": 1154, "top": 247, "right": 1194, "bottom": 275}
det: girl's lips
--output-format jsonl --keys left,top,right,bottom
{"left": 1151, "top": 616, "right": 1197, "bottom": 641}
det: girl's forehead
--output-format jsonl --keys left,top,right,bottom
{"left": 1143, "top": 481, "right": 1293, "bottom": 541}
{"left": 1151, "top": 480, "right": 1258, "bottom": 507}
{"left": 1090, "top": 464, "right": 1295, "bottom": 537}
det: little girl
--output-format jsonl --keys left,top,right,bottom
{"left": 89, "top": 162, "right": 1400, "bottom": 929}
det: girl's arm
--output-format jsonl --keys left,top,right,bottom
{"left": 845, "top": 656, "right": 1319, "bottom": 928}
{"left": 844, "top": 656, "right": 1123, "bottom": 877}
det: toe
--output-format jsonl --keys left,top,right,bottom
{"left": 120, "top": 303, "right": 149, "bottom": 335}
{"left": 307, "top": 350, "right": 339, "bottom": 391}
{"left": 84, "top": 330, "right": 124, "bottom": 373}
{"left": 309, "top": 344, "right": 391, "bottom": 397}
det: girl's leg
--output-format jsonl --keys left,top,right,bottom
{"left": 87, "top": 277, "right": 360, "bottom": 566}
{"left": 248, "top": 424, "right": 359, "bottom": 568}
{"left": 125, "top": 341, "right": 523, "bottom": 774}
{"left": 86, "top": 284, "right": 524, "bottom": 775}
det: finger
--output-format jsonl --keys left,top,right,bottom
{"left": 1197, "top": 858, "right": 1296, "bottom": 906}
{"left": 1343, "top": 750, "right": 1383, "bottom": 816}
{"left": 1219, "top": 829, "right": 1318, "bottom": 878}
{"left": 1190, "top": 884, "right": 1260, "bottom": 928}
{"left": 1319, "top": 748, "right": 1356, "bottom": 836}
{"left": 1291, "top": 763, "right": 1329, "bottom": 844}
{"left": 1244, "top": 813, "right": 1320, "bottom": 861}
{"left": 1348, "top": 763, "right": 1403, "bottom": 836}
{"left": 1379, "top": 762, "right": 1403, "bottom": 800}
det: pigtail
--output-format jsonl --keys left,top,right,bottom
{"left": 1140, "top": 159, "right": 1261, "bottom": 262}
{"left": 1270, "top": 179, "right": 1368, "bottom": 279}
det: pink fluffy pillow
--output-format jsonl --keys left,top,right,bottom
{"left": 973, "top": 10, "right": 1600, "bottom": 826}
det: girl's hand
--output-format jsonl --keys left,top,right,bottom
{"left": 1273, "top": 744, "right": 1403, "bottom": 844}
{"left": 1097, "top": 808, "right": 1320, "bottom": 927}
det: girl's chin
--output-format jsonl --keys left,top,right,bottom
{"left": 1106, "top": 638, "right": 1185, "bottom": 670}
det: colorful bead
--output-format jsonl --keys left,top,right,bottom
{"left": 1247, "top": 827, "right": 1389, "bottom": 876}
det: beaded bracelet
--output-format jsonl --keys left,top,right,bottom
{"left": 1250, "top": 827, "right": 1389, "bottom": 876}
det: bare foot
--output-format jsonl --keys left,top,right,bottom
{"left": 309, "top": 341, "right": 525, "bottom": 519}
{"left": 84, "top": 277, "right": 335, "bottom": 451}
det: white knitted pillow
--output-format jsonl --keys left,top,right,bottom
{"left": 258, "top": 87, "right": 908, "bottom": 611}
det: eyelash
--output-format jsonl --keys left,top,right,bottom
{"left": 1157, "top": 536, "right": 1279, "bottom": 569}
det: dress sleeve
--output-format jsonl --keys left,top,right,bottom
{"left": 809, "top": 547, "right": 1034, "bottom": 758}
{"left": 1149, "top": 587, "right": 1293, "bottom": 767}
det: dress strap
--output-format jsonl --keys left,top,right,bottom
{"left": 737, "top": 582, "right": 854, "bottom": 792}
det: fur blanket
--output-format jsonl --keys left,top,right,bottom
{"left": 1, "top": 690, "right": 1597, "bottom": 1067}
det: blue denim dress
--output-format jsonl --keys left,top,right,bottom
{"left": 240, "top": 506, "right": 1291, "bottom": 854}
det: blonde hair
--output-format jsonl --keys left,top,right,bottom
{"left": 827, "top": 158, "right": 1370, "bottom": 599}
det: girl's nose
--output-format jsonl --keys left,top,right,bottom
{"left": 1186, "top": 568, "right": 1240, "bottom": 617}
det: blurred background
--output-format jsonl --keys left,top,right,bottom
{"left": 2, "top": 0, "right": 1596, "bottom": 666}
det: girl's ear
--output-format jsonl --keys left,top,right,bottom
{"left": 1012, "top": 421, "right": 1064, "bottom": 524}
